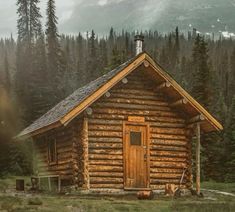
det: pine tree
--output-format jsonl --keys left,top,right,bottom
{"left": 174, "top": 26, "right": 180, "bottom": 52}
{"left": 191, "top": 35, "right": 211, "bottom": 108}
{"left": 229, "top": 48, "right": 235, "bottom": 106}
{"left": 45, "top": 0, "right": 66, "bottom": 104}
{"left": 15, "top": 0, "right": 32, "bottom": 124}
{"left": 224, "top": 96, "right": 235, "bottom": 182}
{"left": 29, "top": 0, "right": 42, "bottom": 41}
{"left": 3, "top": 52, "right": 11, "bottom": 93}
{"left": 87, "top": 30, "right": 99, "bottom": 81}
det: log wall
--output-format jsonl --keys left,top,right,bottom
{"left": 34, "top": 126, "right": 74, "bottom": 183}
{"left": 33, "top": 68, "right": 193, "bottom": 190}
{"left": 87, "top": 69, "right": 193, "bottom": 190}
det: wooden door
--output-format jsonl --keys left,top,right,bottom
{"left": 124, "top": 123, "right": 149, "bottom": 189}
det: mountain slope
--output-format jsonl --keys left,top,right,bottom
{"left": 62, "top": 0, "right": 235, "bottom": 33}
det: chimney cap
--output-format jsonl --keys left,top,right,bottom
{"left": 134, "top": 34, "right": 144, "bottom": 42}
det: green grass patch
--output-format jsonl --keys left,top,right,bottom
{"left": 0, "top": 178, "right": 235, "bottom": 211}
{"left": 201, "top": 181, "right": 235, "bottom": 193}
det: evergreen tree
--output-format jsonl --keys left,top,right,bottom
{"left": 191, "top": 35, "right": 211, "bottom": 108}
{"left": 45, "top": 0, "right": 66, "bottom": 103}
{"left": 29, "top": 0, "right": 42, "bottom": 41}
{"left": 87, "top": 30, "right": 99, "bottom": 81}
{"left": 15, "top": 0, "right": 32, "bottom": 124}
{"left": 229, "top": 48, "right": 235, "bottom": 106}
{"left": 224, "top": 96, "right": 235, "bottom": 182}
{"left": 3, "top": 52, "right": 11, "bottom": 93}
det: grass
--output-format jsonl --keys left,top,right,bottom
{"left": 0, "top": 177, "right": 235, "bottom": 212}
{"left": 201, "top": 181, "right": 235, "bottom": 193}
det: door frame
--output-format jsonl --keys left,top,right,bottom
{"left": 123, "top": 121, "right": 150, "bottom": 190}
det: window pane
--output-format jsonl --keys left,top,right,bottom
{"left": 49, "top": 139, "right": 56, "bottom": 163}
{"left": 130, "top": 131, "right": 142, "bottom": 146}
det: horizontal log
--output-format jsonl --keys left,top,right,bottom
{"left": 89, "top": 142, "right": 122, "bottom": 149}
{"left": 88, "top": 119, "right": 122, "bottom": 125}
{"left": 150, "top": 173, "right": 186, "bottom": 179}
{"left": 91, "top": 114, "right": 125, "bottom": 120}
{"left": 102, "top": 97, "right": 169, "bottom": 106}
{"left": 89, "top": 172, "right": 123, "bottom": 177}
{"left": 150, "top": 145, "right": 188, "bottom": 152}
{"left": 150, "top": 161, "right": 187, "bottom": 168}
{"left": 37, "top": 159, "right": 72, "bottom": 167}
{"left": 89, "top": 137, "right": 122, "bottom": 143}
{"left": 150, "top": 139, "right": 188, "bottom": 146}
{"left": 39, "top": 163, "right": 72, "bottom": 171}
{"left": 150, "top": 122, "right": 185, "bottom": 128}
{"left": 111, "top": 88, "right": 158, "bottom": 96}
{"left": 151, "top": 128, "right": 186, "bottom": 135}
{"left": 88, "top": 124, "right": 122, "bottom": 132}
{"left": 88, "top": 131, "right": 122, "bottom": 138}
{"left": 110, "top": 93, "right": 164, "bottom": 101}
{"left": 188, "top": 114, "right": 205, "bottom": 124}
{"left": 37, "top": 171, "right": 73, "bottom": 178}
{"left": 89, "top": 154, "right": 123, "bottom": 160}
{"left": 57, "top": 146, "right": 73, "bottom": 153}
{"left": 89, "top": 149, "right": 123, "bottom": 155}
{"left": 89, "top": 165, "right": 123, "bottom": 172}
{"left": 150, "top": 156, "right": 188, "bottom": 162}
{"left": 90, "top": 177, "right": 123, "bottom": 184}
{"left": 90, "top": 184, "right": 123, "bottom": 189}
{"left": 150, "top": 178, "right": 186, "bottom": 185}
{"left": 150, "top": 150, "right": 188, "bottom": 158}
{"left": 156, "top": 81, "right": 171, "bottom": 91}
{"left": 89, "top": 159, "right": 123, "bottom": 166}
{"left": 146, "top": 116, "right": 185, "bottom": 124}
{"left": 151, "top": 133, "right": 186, "bottom": 140}
{"left": 170, "top": 98, "right": 188, "bottom": 107}
{"left": 94, "top": 102, "right": 171, "bottom": 112}
{"left": 150, "top": 184, "right": 187, "bottom": 190}
{"left": 150, "top": 168, "right": 186, "bottom": 174}
{"left": 93, "top": 108, "right": 178, "bottom": 118}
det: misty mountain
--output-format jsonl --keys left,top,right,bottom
{"left": 62, "top": 0, "right": 235, "bottom": 34}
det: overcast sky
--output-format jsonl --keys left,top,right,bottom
{"left": 0, "top": 0, "right": 172, "bottom": 38}
{"left": 0, "top": 0, "right": 234, "bottom": 38}
{"left": 0, "top": 0, "right": 76, "bottom": 38}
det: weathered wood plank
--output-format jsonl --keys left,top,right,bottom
{"left": 89, "top": 160, "right": 123, "bottom": 166}
{"left": 88, "top": 131, "right": 122, "bottom": 138}
{"left": 150, "top": 161, "right": 187, "bottom": 168}
{"left": 90, "top": 177, "right": 123, "bottom": 184}
{"left": 89, "top": 142, "right": 123, "bottom": 149}
{"left": 89, "top": 154, "right": 123, "bottom": 160}
{"left": 89, "top": 165, "right": 123, "bottom": 172}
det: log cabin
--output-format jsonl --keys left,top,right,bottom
{"left": 18, "top": 35, "right": 223, "bottom": 194}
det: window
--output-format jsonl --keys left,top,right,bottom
{"left": 130, "top": 131, "right": 142, "bottom": 146}
{"left": 48, "top": 139, "right": 57, "bottom": 164}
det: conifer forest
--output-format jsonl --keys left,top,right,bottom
{"left": 0, "top": 0, "right": 235, "bottom": 183}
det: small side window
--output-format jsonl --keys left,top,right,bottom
{"left": 130, "top": 131, "right": 142, "bottom": 146}
{"left": 48, "top": 139, "right": 57, "bottom": 164}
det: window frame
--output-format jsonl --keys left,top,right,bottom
{"left": 130, "top": 131, "right": 142, "bottom": 146}
{"left": 47, "top": 137, "right": 57, "bottom": 165}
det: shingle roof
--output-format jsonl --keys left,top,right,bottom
{"left": 18, "top": 55, "right": 137, "bottom": 137}
{"left": 18, "top": 52, "right": 223, "bottom": 137}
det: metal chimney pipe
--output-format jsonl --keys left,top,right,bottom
{"left": 134, "top": 34, "right": 144, "bottom": 55}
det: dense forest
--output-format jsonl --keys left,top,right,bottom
{"left": 0, "top": 0, "right": 234, "bottom": 182}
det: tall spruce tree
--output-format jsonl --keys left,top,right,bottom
{"left": 191, "top": 35, "right": 211, "bottom": 108}
{"left": 46, "top": 0, "right": 66, "bottom": 104}
{"left": 3, "top": 53, "right": 11, "bottom": 93}
{"left": 87, "top": 30, "right": 99, "bottom": 81}
{"left": 15, "top": 0, "right": 32, "bottom": 124}
{"left": 224, "top": 96, "right": 235, "bottom": 181}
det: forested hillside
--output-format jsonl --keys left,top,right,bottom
{"left": 0, "top": 0, "right": 234, "bottom": 182}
